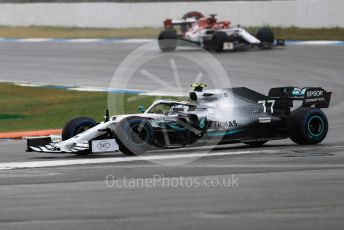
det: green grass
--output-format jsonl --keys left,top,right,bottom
{"left": 0, "top": 26, "right": 162, "bottom": 39}
{"left": 0, "top": 26, "right": 343, "bottom": 40}
{"left": 0, "top": 83, "right": 163, "bottom": 132}
{"left": 246, "top": 27, "right": 344, "bottom": 41}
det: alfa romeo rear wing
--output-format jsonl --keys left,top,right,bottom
{"left": 268, "top": 87, "right": 332, "bottom": 108}
{"left": 164, "top": 18, "right": 197, "bottom": 29}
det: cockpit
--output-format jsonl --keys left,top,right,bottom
{"left": 145, "top": 100, "right": 196, "bottom": 115}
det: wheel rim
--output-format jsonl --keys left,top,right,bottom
{"left": 128, "top": 124, "right": 149, "bottom": 146}
{"left": 307, "top": 116, "right": 324, "bottom": 137}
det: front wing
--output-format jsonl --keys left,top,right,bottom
{"left": 27, "top": 137, "right": 119, "bottom": 154}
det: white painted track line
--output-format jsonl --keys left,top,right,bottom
{"left": 1, "top": 145, "right": 344, "bottom": 170}
{"left": 0, "top": 150, "right": 263, "bottom": 170}
{"left": 17, "top": 38, "right": 53, "bottom": 42}
{"left": 291, "top": 41, "right": 342, "bottom": 46}
{"left": 67, "top": 39, "right": 103, "bottom": 43}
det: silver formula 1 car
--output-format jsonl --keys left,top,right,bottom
{"left": 27, "top": 85, "right": 331, "bottom": 155}
{"left": 158, "top": 12, "right": 285, "bottom": 52}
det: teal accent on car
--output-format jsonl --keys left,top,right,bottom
{"left": 307, "top": 115, "right": 324, "bottom": 137}
{"left": 166, "top": 123, "right": 186, "bottom": 132}
{"left": 199, "top": 117, "right": 206, "bottom": 129}
{"left": 138, "top": 105, "right": 145, "bottom": 113}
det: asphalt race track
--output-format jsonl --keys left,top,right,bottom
{"left": 0, "top": 42, "right": 344, "bottom": 229}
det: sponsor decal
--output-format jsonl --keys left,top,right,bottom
{"left": 292, "top": 87, "right": 308, "bottom": 97}
{"left": 306, "top": 90, "right": 323, "bottom": 97}
{"left": 293, "top": 88, "right": 324, "bottom": 98}
{"left": 199, "top": 117, "right": 206, "bottom": 129}
{"left": 223, "top": 42, "right": 234, "bottom": 50}
{"left": 211, "top": 120, "right": 238, "bottom": 128}
{"left": 97, "top": 141, "right": 111, "bottom": 151}
{"left": 91, "top": 139, "right": 119, "bottom": 153}
{"left": 304, "top": 97, "right": 326, "bottom": 103}
{"left": 259, "top": 117, "right": 271, "bottom": 124}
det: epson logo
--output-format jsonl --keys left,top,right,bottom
{"left": 307, "top": 90, "right": 323, "bottom": 97}
{"left": 97, "top": 141, "right": 111, "bottom": 151}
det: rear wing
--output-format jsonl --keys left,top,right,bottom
{"left": 268, "top": 87, "right": 332, "bottom": 108}
{"left": 164, "top": 18, "right": 197, "bottom": 29}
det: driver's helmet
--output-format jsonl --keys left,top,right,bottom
{"left": 207, "top": 14, "right": 217, "bottom": 24}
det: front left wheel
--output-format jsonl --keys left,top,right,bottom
{"left": 256, "top": 27, "right": 274, "bottom": 49}
{"left": 211, "top": 31, "right": 229, "bottom": 52}
{"left": 62, "top": 117, "right": 97, "bottom": 141}
{"left": 62, "top": 117, "right": 97, "bottom": 155}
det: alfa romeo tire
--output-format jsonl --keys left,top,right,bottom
{"left": 182, "top": 11, "right": 204, "bottom": 20}
{"left": 115, "top": 118, "right": 154, "bottom": 155}
{"left": 256, "top": 27, "right": 274, "bottom": 49}
{"left": 211, "top": 31, "right": 229, "bottom": 52}
{"left": 158, "top": 30, "right": 178, "bottom": 52}
{"left": 288, "top": 107, "right": 328, "bottom": 145}
{"left": 62, "top": 117, "right": 97, "bottom": 141}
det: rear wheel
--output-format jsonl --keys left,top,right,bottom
{"left": 158, "top": 29, "right": 178, "bottom": 52}
{"left": 211, "top": 31, "right": 229, "bottom": 52}
{"left": 288, "top": 107, "right": 328, "bottom": 145}
{"left": 256, "top": 27, "right": 274, "bottom": 49}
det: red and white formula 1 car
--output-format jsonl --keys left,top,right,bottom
{"left": 158, "top": 11, "right": 284, "bottom": 52}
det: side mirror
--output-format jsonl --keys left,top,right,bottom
{"left": 138, "top": 105, "right": 145, "bottom": 113}
{"left": 104, "top": 109, "right": 109, "bottom": 122}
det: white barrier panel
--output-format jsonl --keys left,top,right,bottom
{"left": 0, "top": 0, "right": 343, "bottom": 28}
